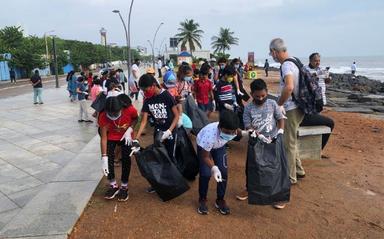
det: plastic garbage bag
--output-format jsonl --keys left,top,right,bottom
{"left": 136, "top": 144, "right": 190, "bottom": 201}
{"left": 183, "top": 95, "right": 210, "bottom": 135}
{"left": 175, "top": 127, "right": 199, "bottom": 180}
{"left": 247, "top": 134, "right": 291, "bottom": 205}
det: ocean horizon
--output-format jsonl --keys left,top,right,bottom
{"left": 257, "top": 55, "right": 384, "bottom": 82}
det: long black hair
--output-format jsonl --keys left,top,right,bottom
{"left": 104, "top": 94, "right": 132, "bottom": 114}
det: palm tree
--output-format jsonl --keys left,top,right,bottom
{"left": 175, "top": 19, "right": 204, "bottom": 56}
{"left": 211, "top": 27, "right": 239, "bottom": 54}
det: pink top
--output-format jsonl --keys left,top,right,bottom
{"left": 91, "top": 85, "right": 103, "bottom": 102}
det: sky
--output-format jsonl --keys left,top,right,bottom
{"left": 1, "top": 0, "right": 383, "bottom": 62}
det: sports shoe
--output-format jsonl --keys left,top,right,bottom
{"left": 296, "top": 173, "right": 306, "bottom": 179}
{"left": 146, "top": 186, "right": 156, "bottom": 193}
{"left": 215, "top": 199, "right": 230, "bottom": 215}
{"left": 273, "top": 202, "right": 286, "bottom": 209}
{"left": 236, "top": 190, "right": 248, "bottom": 201}
{"left": 104, "top": 186, "right": 119, "bottom": 200}
{"left": 39, "top": 102, "right": 44, "bottom": 104}
{"left": 197, "top": 199, "right": 208, "bottom": 215}
{"left": 84, "top": 120, "right": 93, "bottom": 123}
{"left": 34, "top": 102, "right": 38, "bottom": 105}
{"left": 78, "top": 119, "right": 84, "bottom": 122}
{"left": 116, "top": 187, "right": 129, "bottom": 201}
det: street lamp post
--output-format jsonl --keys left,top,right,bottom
{"left": 51, "top": 36, "right": 59, "bottom": 88}
{"left": 113, "top": 0, "right": 134, "bottom": 95}
{"left": 151, "top": 22, "right": 164, "bottom": 70}
{"left": 44, "top": 30, "right": 54, "bottom": 75}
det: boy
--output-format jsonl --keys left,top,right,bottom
{"left": 197, "top": 110, "right": 240, "bottom": 215}
{"left": 76, "top": 76, "right": 92, "bottom": 123}
{"left": 215, "top": 65, "right": 238, "bottom": 113}
{"left": 193, "top": 64, "right": 214, "bottom": 116}
{"left": 134, "top": 74, "right": 180, "bottom": 192}
{"left": 237, "top": 79, "right": 287, "bottom": 208}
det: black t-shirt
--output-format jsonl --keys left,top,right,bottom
{"left": 31, "top": 74, "right": 42, "bottom": 88}
{"left": 142, "top": 90, "right": 176, "bottom": 131}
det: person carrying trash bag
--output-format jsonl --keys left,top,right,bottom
{"left": 197, "top": 110, "right": 241, "bottom": 215}
{"left": 237, "top": 79, "right": 290, "bottom": 209}
{"left": 98, "top": 90, "right": 138, "bottom": 201}
{"left": 134, "top": 74, "right": 180, "bottom": 194}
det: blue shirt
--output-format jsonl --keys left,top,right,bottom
{"left": 77, "top": 82, "right": 86, "bottom": 100}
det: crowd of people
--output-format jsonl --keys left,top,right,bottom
{"left": 62, "top": 37, "right": 335, "bottom": 215}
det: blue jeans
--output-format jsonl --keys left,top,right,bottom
{"left": 198, "top": 145, "right": 228, "bottom": 200}
{"left": 198, "top": 101, "right": 213, "bottom": 112}
{"left": 33, "top": 88, "right": 43, "bottom": 103}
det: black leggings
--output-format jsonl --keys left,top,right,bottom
{"left": 300, "top": 114, "right": 335, "bottom": 150}
{"left": 107, "top": 140, "right": 132, "bottom": 184}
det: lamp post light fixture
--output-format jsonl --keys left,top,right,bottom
{"left": 112, "top": 0, "right": 134, "bottom": 95}
{"left": 151, "top": 22, "right": 164, "bottom": 70}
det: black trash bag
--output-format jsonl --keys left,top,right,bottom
{"left": 136, "top": 144, "right": 190, "bottom": 201}
{"left": 90, "top": 93, "right": 106, "bottom": 112}
{"left": 175, "top": 127, "right": 199, "bottom": 180}
{"left": 183, "top": 95, "right": 210, "bottom": 135}
{"left": 247, "top": 134, "right": 291, "bottom": 205}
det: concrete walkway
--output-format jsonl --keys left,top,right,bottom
{"left": 0, "top": 88, "right": 101, "bottom": 238}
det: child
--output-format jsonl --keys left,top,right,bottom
{"left": 90, "top": 77, "right": 103, "bottom": 102}
{"left": 196, "top": 110, "right": 240, "bottom": 215}
{"left": 193, "top": 64, "right": 214, "bottom": 117}
{"left": 238, "top": 79, "right": 287, "bottom": 209}
{"left": 215, "top": 65, "right": 238, "bottom": 113}
{"left": 134, "top": 74, "right": 180, "bottom": 192}
{"left": 99, "top": 91, "right": 138, "bottom": 201}
{"left": 76, "top": 77, "right": 92, "bottom": 123}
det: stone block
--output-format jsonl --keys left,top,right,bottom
{"left": 298, "top": 135, "right": 322, "bottom": 160}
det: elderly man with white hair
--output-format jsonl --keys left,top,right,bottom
{"left": 269, "top": 38, "right": 305, "bottom": 184}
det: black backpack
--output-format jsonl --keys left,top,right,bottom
{"left": 281, "top": 57, "right": 323, "bottom": 114}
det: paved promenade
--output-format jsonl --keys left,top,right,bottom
{"left": 0, "top": 87, "right": 100, "bottom": 238}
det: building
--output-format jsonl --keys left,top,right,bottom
{"left": 164, "top": 38, "right": 210, "bottom": 64}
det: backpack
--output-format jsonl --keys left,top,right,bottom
{"left": 281, "top": 57, "right": 323, "bottom": 114}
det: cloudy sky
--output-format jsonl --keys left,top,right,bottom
{"left": 1, "top": 0, "right": 383, "bottom": 61}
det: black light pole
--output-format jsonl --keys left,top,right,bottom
{"left": 52, "top": 36, "right": 59, "bottom": 88}
{"left": 151, "top": 22, "right": 164, "bottom": 70}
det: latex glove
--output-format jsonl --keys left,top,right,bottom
{"left": 277, "top": 128, "right": 284, "bottom": 135}
{"left": 258, "top": 134, "right": 272, "bottom": 144}
{"left": 101, "top": 156, "right": 109, "bottom": 176}
{"left": 237, "top": 89, "right": 244, "bottom": 96}
{"left": 211, "top": 165, "right": 222, "bottom": 182}
{"left": 224, "top": 103, "right": 234, "bottom": 111}
{"left": 160, "top": 129, "right": 172, "bottom": 142}
{"left": 120, "top": 127, "right": 133, "bottom": 145}
{"left": 212, "top": 100, "right": 216, "bottom": 112}
{"left": 177, "top": 116, "right": 183, "bottom": 128}
{"left": 129, "top": 140, "right": 141, "bottom": 157}
{"left": 249, "top": 130, "right": 258, "bottom": 138}
{"left": 83, "top": 91, "right": 88, "bottom": 95}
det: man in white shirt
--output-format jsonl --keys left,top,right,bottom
{"left": 130, "top": 59, "right": 141, "bottom": 100}
{"left": 157, "top": 58, "right": 162, "bottom": 78}
{"left": 351, "top": 61, "right": 357, "bottom": 75}
{"left": 269, "top": 38, "right": 305, "bottom": 184}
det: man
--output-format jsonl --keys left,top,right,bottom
{"left": 30, "top": 70, "right": 43, "bottom": 104}
{"left": 157, "top": 58, "right": 162, "bottom": 78}
{"left": 264, "top": 59, "right": 269, "bottom": 77}
{"left": 351, "top": 61, "right": 357, "bottom": 76}
{"left": 130, "top": 59, "right": 141, "bottom": 100}
{"left": 301, "top": 53, "right": 334, "bottom": 155}
{"left": 9, "top": 68, "right": 16, "bottom": 84}
{"left": 269, "top": 38, "right": 304, "bottom": 184}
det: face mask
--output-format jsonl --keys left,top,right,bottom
{"left": 226, "top": 76, "right": 234, "bottom": 83}
{"left": 219, "top": 131, "right": 236, "bottom": 141}
{"left": 107, "top": 111, "right": 122, "bottom": 120}
{"left": 220, "top": 64, "right": 225, "bottom": 70}
{"left": 144, "top": 87, "right": 156, "bottom": 98}
{"left": 254, "top": 98, "right": 267, "bottom": 105}
{"left": 184, "top": 76, "right": 193, "bottom": 83}
{"left": 235, "top": 64, "right": 240, "bottom": 69}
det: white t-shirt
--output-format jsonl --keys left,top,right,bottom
{"left": 131, "top": 64, "right": 140, "bottom": 81}
{"left": 157, "top": 60, "right": 162, "bottom": 69}
{"left": 279, "top": 59, "right": 300, "bottom": 111}
{"left": 351, "top": 63, "right": 357, "bottom": 71}
{"left": 196, "top": 122, "right": 228, "bottom": 151}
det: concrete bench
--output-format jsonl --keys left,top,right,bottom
{"left": 297, "top": 126, "right": 331, "bottom": 160}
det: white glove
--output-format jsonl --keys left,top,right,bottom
{"left": 224, "top": 103, "right": 234, "bottom": 111}
{"left": 258, "top": 134, "right": 272, "bottom": 144}
{"left": 120, "top": 127, "right": 133, "bottom": 145}
{"left": 160, "top": 129, "right": 172, "bottom": 142}
{"left": 277, "top": 128, "right": 284, "bottom": 135}
{"left": 129, "top": 140, "right": 141, "bottom": 156}
{"left": 211, "top": 165, "right": 222, "bottom": 182}
{"left": 249, "top": 129, "right": 258, "bottom": 138}
{"left": 237, "top": 89, "right": 244, "bottom": 96}
{"left": 212, "top": 100, "right": 216, "bottom": 112}
{"left": 83, "top": 91, "right": 88, "bottom": 95}
{"left": 101, "top": 156, "right": 109, "bottom": 176}
{"left": 177, "top": 116, "right": 183, "bottom": 128}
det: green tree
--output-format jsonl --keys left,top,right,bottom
{"left": 0, "top": 26, "right": 24, "bottom": 50}
{"left": 211, "top": 27, "right": 239, "bottom": 54}
{"left": 175, "top": 19, "right": 204, "bottom": 56}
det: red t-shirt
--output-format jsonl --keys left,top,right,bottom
{"left": 194, "top": 78, "right": 212, "bottom": 104}
{"left": 98, "top": 106, "right": 138, "bottom": 141}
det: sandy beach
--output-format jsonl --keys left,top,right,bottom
{"left": 69, "top": 70, "right": 384, "bottom": 239}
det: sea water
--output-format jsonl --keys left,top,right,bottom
{"left": 258, "top": 55, "right": 384, "bottom": 82}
